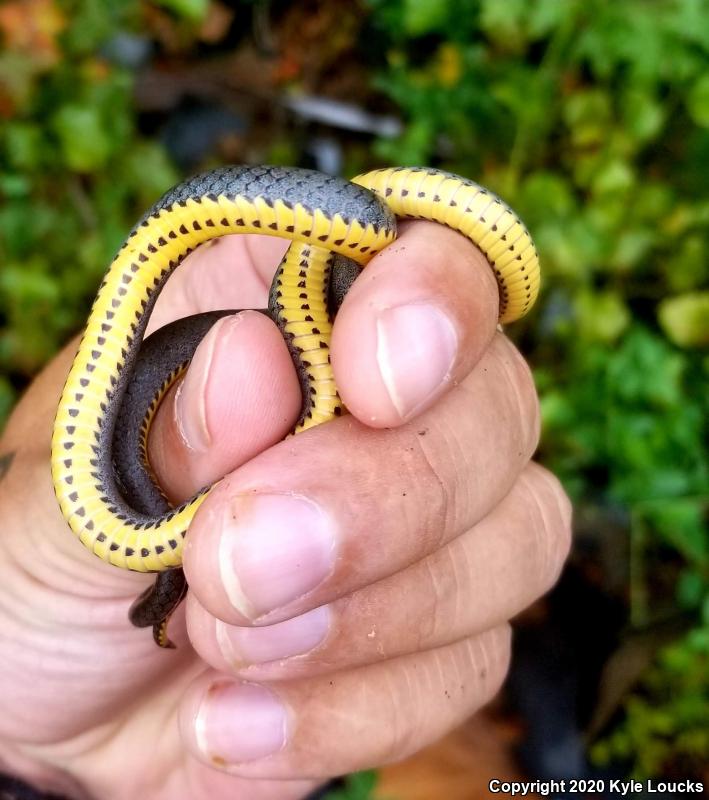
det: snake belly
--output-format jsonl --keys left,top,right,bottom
{"left": 51, "top": 164, "right": 539, "bottom": 647}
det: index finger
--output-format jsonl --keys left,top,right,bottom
{"left": 331, "top": 220, "right": 500, "bottom": 427}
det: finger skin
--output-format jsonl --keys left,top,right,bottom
{"left": 177, "top": 625, "right": 511, "bottom": 780}
{"left": 148, "top": 310, "right": 301, "bottom": 502}
{"left": 184, "top": 463, "right": 571, "bottom": 678}
{"left": 146, "top": 234, "right": 286, "bottom": 336}
{"left": 182, "top": 333, "right": 540, "bottom": 627}
{"left": 331, "top": 221, "right": 499, "bottom": 427}
{"left": 0, "top": 342, "right": 184, "bottom": 747}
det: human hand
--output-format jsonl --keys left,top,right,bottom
{"left": 0, "top": 222, "right": 571, "bottom": 800}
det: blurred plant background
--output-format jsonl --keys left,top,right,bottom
{"left": 1, "top": 0, "right": 707, "bottom": 792}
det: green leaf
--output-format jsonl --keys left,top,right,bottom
{"left": 52, "top": 104, "right": 112, "bottom": 171}
{"left": 575, "top": 289, "right": 630, "bottom": 343}
{"left": 122, "top": 141, "right": 179, "bottom": 204}
{"left": 647, "top": 498, "right": 707, "bottom": 565}
{"left": 373, "top": 116, "right": 436, "bottom": 165}
{"left": 609, "top": 228, "right": 656, "bottom": 271}
{"left": 519, "top": 171, "right": 576, "bottom": 223}
{"left": 590, "top": 158, "right": 635, "bottom": 196}
{"left": 4, "top": 123, "right": 44, "bottom": 170}
{"left": 633, "top": 182, "right": 675, "bottom": 222}
{"left": 402, "top": 0, "right": 449, "bottom": 36}
{"left": 606, "top": 327, "right": 684, "bottom": 408}
{"left": 479, "top": 0, "right": 528, "bottom": 49}
{"left": 324, "top": 770, "right": 379, "bottom": 799}
{"left": 622, "top": 87, "right": 665, "bottom": 143}
{"left": 658, "top": 292, "right": 709, "bottom": 348}
{"left": 661, "top": 234, "right": 708, "bottom": 293}
{"left": 155, "top": 0, "right": 210, "bottom": 22}
{"left": 677, "top": 570, "right": 705, "bottom": 610}
{"left": 563, "top": 89, "right": 613, "bottom": 148}
{"left": 527, "top": 0, "right": 573, "bottom": 40}
{"left": 0, "top": 174, "right": 31, "bottom": 198}
{"left": 687, "top": 73, "right": 709, "bottom": 128}
{"left": 540, "top": 390, "right": 575, "bottom": 431}
{"left": 672, "top": 0, "right": 709, "bottom": 53}
{"left": 0, "top": 261, "right": 60, "bottom": 307}
{"left": 535, "top": 213, "right": 609, "bottom": 279}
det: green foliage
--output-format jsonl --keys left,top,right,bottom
{"left": 538, "top": 328, "right": 707, "bottom": 507}
{"left": 323, "top": 771, "right": 379, "bottom": 800}
{"left": 367, "top": 0, "right": 708, "bottom": 778}
{"left": 0, "top": 0, "right": 181, "bottom": 402}
{"left": 154, "top": 0, "right": 209, "bottom": 22}
{"left": 591, "top": 625, "right": 709, "bottom": 779}
{"left": 659, "top": 292, "right": 709, "bottom": 347}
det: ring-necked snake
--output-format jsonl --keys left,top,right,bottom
{"left": 51, "top": 165, "right": 540, "bottom": 648}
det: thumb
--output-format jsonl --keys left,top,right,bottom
{"left": 147, "top": 310, "right": 301, "bottom": 503}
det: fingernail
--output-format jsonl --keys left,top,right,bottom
{"left": 196, "top": 681, "right": 287, "bottom": 765}
{"left": 376, "top": 303, "right": 458, "bottom": 420}
{"left": 217, "top": 605, "right": 331, "bottom": 666}
{"left": 175, "top": 315, "right": 239, "bottom": 452}
{"left": 219, "top": 494, "right": 336, "bottom": 620}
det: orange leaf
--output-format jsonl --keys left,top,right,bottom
{"left": 0, "top": 0, "right": 65, "bottom": 67}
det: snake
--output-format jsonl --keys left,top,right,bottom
{"left": 50, "top": 165, "right": 540, "bottom": 648}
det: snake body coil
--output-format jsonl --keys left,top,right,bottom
{"left": 51, "top": 165, "right": 540, "bottom": 646}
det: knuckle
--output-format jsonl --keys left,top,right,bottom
{"left": 492, "top": 335, "right": 540, "bottom": 451}
{"left": 378, "top": 662, "right": 426, "bottom": 762}
{"left": 417, "top": 550, "right": 459, "bottom": 647}
{"left": 410, "top": 431, "right": 453, "bottom": 552}
{"left": 524, "top": 463, "right": 573, "bottom": 588}
{"left": 373, "top": 626, "right": 513, "bottom": 765}
{"left": 469, "top": 625, "right": 512, "bottom": 700}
